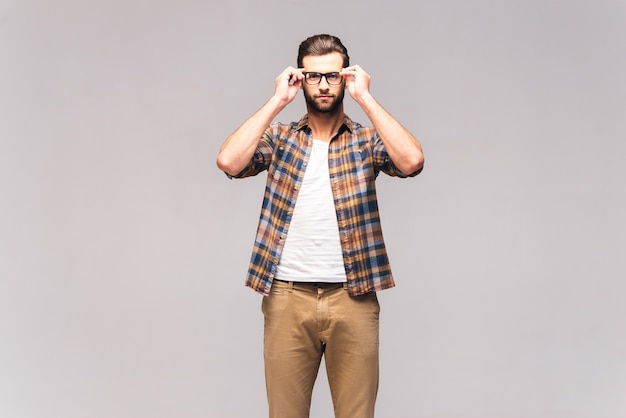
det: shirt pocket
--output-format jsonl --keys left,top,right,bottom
{"left": 347, "top": 145, "right": 373, "bottom": 194}
{"left": 269, "top": 144, "right": 303, "bottom": 188}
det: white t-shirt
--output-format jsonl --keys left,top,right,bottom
{"left": 275, "top": 139, "right": 347, "bottom": 283}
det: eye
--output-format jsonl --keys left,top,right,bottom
{"left": 306, "top": 72, "right": 322, "bottom": 81}
{"left": 326, "top": 72, "right": 340, "bottom": 81}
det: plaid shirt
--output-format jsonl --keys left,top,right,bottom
{"left": 229, "top": 114, "right": 420, "bottom": 296}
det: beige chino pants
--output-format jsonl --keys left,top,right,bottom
{"left": 262, "top": 279, "right": 380, "bottom": 418}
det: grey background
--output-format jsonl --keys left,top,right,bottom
{"left": 1, "top": 0, "right": 625, "bottom": 417}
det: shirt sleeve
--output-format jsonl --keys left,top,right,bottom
{"left": 372, "top": 133, "right": 422, "bottom": 178}
{"left": 225, "top": 127, "right": 275, "bottom": 179}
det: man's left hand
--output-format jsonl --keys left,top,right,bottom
{"left": 341, "top": 65, "right": 372, "bottom": 101}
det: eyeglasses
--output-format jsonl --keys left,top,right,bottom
{"left": 302, "top": 72, "right": 343, "bottom": 86}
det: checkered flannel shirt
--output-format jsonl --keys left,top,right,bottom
{"left": 227, "top": 114, "right": 420, "bottom": 296}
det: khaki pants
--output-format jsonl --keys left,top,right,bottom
{"left": 262, "top": 279, "right": 380, "bottom": 418}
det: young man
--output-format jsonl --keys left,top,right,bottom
{"left": 217, "top": 34, "right": 424, "bottom": 418}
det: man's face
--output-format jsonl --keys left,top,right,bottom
{"left": 301, "top": 52, "right": 345, "bottom": 114}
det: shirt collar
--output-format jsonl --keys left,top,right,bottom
{"left": 296, "top": 114, "right": 355, "bottom": 135}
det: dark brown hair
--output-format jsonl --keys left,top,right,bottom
{"left": 297, "top": 34, "right": 350, "bottom": 68}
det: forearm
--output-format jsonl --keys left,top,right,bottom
{"left": 216, "top": 96, "right": 287, "bottom": 176}
{"left": 355, "top": 93, "right": 424, "bottom": 175}
{"left": 217, "top": 66, "right": 304, "bottom": 177}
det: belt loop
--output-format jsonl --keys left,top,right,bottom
{"left": 342, "top": 282, "right": 348, "bottom": 290}
{"left": 288, "top": 281, "right": 294, "bottom": 292}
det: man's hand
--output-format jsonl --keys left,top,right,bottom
{"left": 341, "top": 65, "right": 372, "bottom": 102}
{"left": 340, "top": 64, "right": 424, "bottom": 176}
{"left": 274, "top": 66, "right": 304, "bottom": 105}
{"left": 217, "top": 66, "right": 303, "bottom": 176}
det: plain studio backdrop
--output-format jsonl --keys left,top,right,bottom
{"left": 1, "top": 0, "right": 625, "bottom": 417}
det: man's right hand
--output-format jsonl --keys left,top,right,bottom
{"left": 217, "top": 66, "right": 303, "bottom": 176}
{"left": 274, "top": 66, "right": 304, "bottom": 105}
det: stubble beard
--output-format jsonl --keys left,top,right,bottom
{"left": 303, "top": 88, "right": 345, "bottom": 115}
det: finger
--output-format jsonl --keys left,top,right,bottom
{"left": 340, "top": 70, "right": 356, "bottom": 82}
{"left": 289, "top": 68, "right": 304, "bottom": 81}
{"left": 289, "top": 77, "right": 302, "bottom": 87}
{"left": 282, "top": 67, "right": 301, "bottom": 86}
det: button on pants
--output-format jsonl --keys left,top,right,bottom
{"left": 262, "top": 279, "right": 380, "bottom": 418}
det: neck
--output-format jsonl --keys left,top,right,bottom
{"left": 306, "top": 106, "right": 345, "bottom": 142}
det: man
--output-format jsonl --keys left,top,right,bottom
{"left": 216, "top": 34, "right": 424, "bottom": 418}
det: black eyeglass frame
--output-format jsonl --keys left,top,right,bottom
{"left": 302, "top": 72, "right": 343, "bottom": 86}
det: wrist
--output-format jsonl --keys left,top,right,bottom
{"left": 268, "top": 94, "right": 291, "bottom": 111}
{"left": 354, "top": 91, "right": 375, "bottom": 108}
